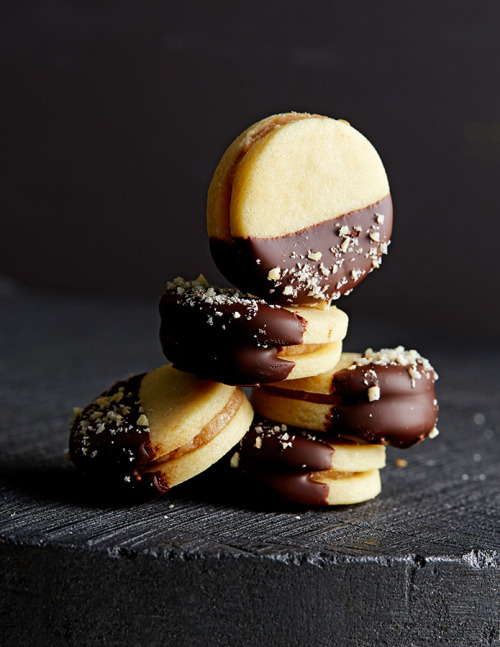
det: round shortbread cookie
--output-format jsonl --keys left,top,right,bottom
{"left": 69, "top": 365, "right": 253, "bottom": 498}
{"left": 159, "top": 276, "right": 348, "bottom": 386}
{"left": 232, "top": 419, "right": 384, "bottom": 506}
{"left": 251, "top": 347, "right": 439, "bottom": 448}
{"left": 208, "top": 112, "right": 392, "bottom": 305}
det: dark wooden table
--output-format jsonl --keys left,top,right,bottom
{"left": 1, "top": 291, "right": 498, "bottom": 646}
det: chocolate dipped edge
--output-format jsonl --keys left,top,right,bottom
{"left": 210, "top": 195, "right": 393, "bottom": 305}
{"left": 159, "top": 281, "right": 307, "bottom": 385}
{"left": 69, "top": 374, "right": 169, "bottom": 499}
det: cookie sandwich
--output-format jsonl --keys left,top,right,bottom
{"left": 232, "top": 419, "right": 386, "bottom": 506}
{"left": 159, "top": 275, "right": 348, "bottom": 386}
{"left": 208, "top": 112, "right": 392, "bottom": 305}
{"left": 69, "top": 364, "right": 253, "bottom": 498}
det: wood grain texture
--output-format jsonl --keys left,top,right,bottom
{"left": 0, "top": 292, "right": 499, "bottom": 646}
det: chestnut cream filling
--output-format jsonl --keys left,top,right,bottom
{"left": 147, "top": 389, "right": 244, "bottom": 467}
{"left": 311, "top": 470, "right": 358, "bottom": 481}
{"left": 277, "top": 342, "right": 326, "bottom": 358}
{"left": 256, "top": 383, "right": 342, "bottom": 405}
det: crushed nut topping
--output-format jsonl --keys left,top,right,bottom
{"left": 268, "top": 267, "right": 281, "bottom": 281}
{"left": 70, "top": 374, "right": 149, "bottom": 463}
{"left": 165, "top": 276, "right": 277, "bottom": 324}
{"left": 348, "top": 347, "right": 438, "bottom": 387}
{"left": 307, "top": 251, "right": 322, "bottom": 261}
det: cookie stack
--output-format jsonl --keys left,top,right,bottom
{"left": 69, "top": 112, "right": 438, "bottom": 506}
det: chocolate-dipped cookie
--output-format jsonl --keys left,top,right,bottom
{"left": 159, "top": 276, "right": 348, "bottom": 386}
{"left": 207, "top": 112, "right": 392, "bottom": 305}
{"left": 251, "top": 347, "right": 439, "bottom": 448}
{"left": 69, "top": 364, "right": 253, "bottom": 498}
{"left": 232, "top": 419, "right": 385, "bottom": 506}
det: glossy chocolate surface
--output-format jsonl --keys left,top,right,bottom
{"left": 240, "top": 423, "right": 335, "bottom": 472}
{"left": 69, "top": 374, "right": 169, "bottom": 498}
{"left": 236, "top": 419, "right": 333, "bottom": 506}
{"left": 242, "top": 469, "right": 330, "bottom": 507}
{"left": 210, "top": 195, "right": 392, "bottom": 305}
{"left": 330, "top": 361, "right": 438, "bottom": 448}
{"left": 159, "top": 279, "right": 306, "bottom": 386}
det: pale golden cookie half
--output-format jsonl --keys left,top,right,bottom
{"left": 208, "top": 112, "right": 392, "bottom": 305}
{"left": 252, "top": 347, "right": 439, "bottom": 448}
{"left": 69, "top": 365, "right": 253, "bottom": 498}
{"left": 311, "top": 469, "right": 381, "bottom": 505}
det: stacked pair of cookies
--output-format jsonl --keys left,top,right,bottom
{"left": 69, "top": 112, "right": 438, "bottom": 506}
{"left": 238, "top": 347, "right": 438, "bottom": 506}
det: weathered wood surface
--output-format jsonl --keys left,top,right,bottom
{"left": 1, "top": 292, "right": 499, "bottom": 646}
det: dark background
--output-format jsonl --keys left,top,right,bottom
{"left": 2, "top": 1, "right": 500, "bottom": 336}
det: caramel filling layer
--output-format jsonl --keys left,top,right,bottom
{"left": 278, "top": 342, "right": 326, "bottom": 358}
{"left": 311, "top": 470, "right": 357, "bottom": 481}
{"left": 150, "top": 389, "right": 244, "bottom": 465}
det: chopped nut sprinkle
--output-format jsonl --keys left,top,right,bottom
{"left": 307, "top": 251, "right": 322, "bottom": 261}
{"left": 268, "top": 267, "right": 281, "bottom": 281}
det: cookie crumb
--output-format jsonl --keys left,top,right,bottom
{"left": 230, "top": 452, "right": 239, "bottom": 468}
{"left": 137, "top": 414, "right": 149, "bottom": 427}
{"left": 395, "top": 459, "right": 408, "bottom": 467}
{"left": 367, "top": 385, "right": 380, "bottom": 402}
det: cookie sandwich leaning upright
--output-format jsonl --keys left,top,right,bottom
{"left": 207, "top": 112, "right": 392, "bottom": 305}
{"left": 69, "top": 365, "right": 253, "bottom": 499}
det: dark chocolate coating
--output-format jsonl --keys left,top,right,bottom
{"left": 236, "top": 420, "right": 334, "bottom": 506}
{"left": 210, "top": 195, "right": 392, "bottom": 305}
{"left": 330, "top": 362, "right": 438, "bottom": 448}
{"left": 159, "top": 282, "right": 306, "bottom": 386}
{"left": 240, "top": 425, "right": 335, "bottom": 472}
{"left": 242, "top": 469, "right": 330, "bottom": 507}
{"left": 69, "top": 374, "right": 169, "bottom": 499}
